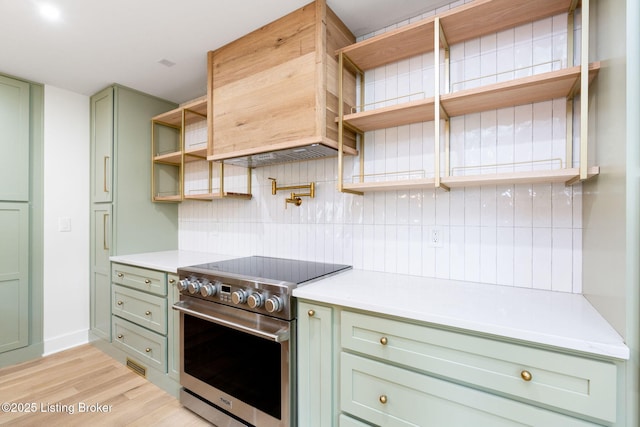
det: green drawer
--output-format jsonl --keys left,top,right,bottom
{"left": 341, "top": 352, "right": 599, "bottom": 427}
{"left": 339, "top": 414, "right": 371, "bottom": 427}
{"left": 112, "top": 263, "right": 166, "bottom": 296}
{"left": 112, "top": 284, "right": 167, "bottom": 335}
{"left": 112, "top": 316, "right": 167, "bottom": 373}
{"left": 341, "top": 310, "right": 617, "bottom": 423}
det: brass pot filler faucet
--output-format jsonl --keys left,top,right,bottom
{"left": 268, "top": 177, "right": 315, "bottom": 208}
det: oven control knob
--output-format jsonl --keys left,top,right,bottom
{"left": 232, "top": 290, "right": 247, "bottom": 305}
{"left": 265, "top": 296, "right": 283, "bottom": 313}
{"left": 187, "top": 280, "right": 202, "bottom": 294}
{"left": 247, "top": 293, "right": 264, "bottom": 309}
{"left": 200, "top": 283, "right": 216, "bottom": 297}
{"left": 178, "top": 279, "right": 189, "bottom": 292}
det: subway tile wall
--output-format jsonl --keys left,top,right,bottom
{"left": 179, "top": 1, "right": 584, "bottom": 293}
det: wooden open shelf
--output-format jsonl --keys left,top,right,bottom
{"left": 184, "top": 192, "right": 253, "bottom": 201}
{"left": 441, "top": 64, "right": 600, "bottom": 117}
{"left": 152, "top": 195, "right": 182, "bottom": 202}
{"left": 153, "top": 151, "right": 181, "bottom": 165}
{"left": 442, "top": 167, "right": 600, "bottom": 188}
{"left": 337, "top": 0, "right": 574, "bottom": 71}
{"left": 184, "top": 145, "right": 208, "bottom": 162}
{"left": 343, "top": 177, "right": 436, "bottom": 193}
{"left": 343, "top": 167, "right": 600, "bottom": 192}
{"left": 342, "top": 98, "right": 435, "bottom": 132}
{"left": 340, "top": 64, "right": 600, "bottom": 133}
{"left": 337, "top": 0, "right": 597, "bottom": 194}
{"left": 152, "top": 98, "right": 207, "bottom": 127}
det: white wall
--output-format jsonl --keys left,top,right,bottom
{"left": 179, "top": 1, "right": 584, "bottom": 294}
{"left": 43, "top": 85, "right": 90, "bottom": 355}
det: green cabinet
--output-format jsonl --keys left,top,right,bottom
{"left": 111, "top": 263, "right": 170, "bottom": 374}
{"left": 297, "top": 300, "right": 336, "bottom": 427}
{"left": 167, "top": 272, "right": 180, "bottom": 380}
{"left": 341, "top": 352, "right": 598, "bottom": 427}
{"left": 0, "top": 203, "right": 29, "bottom": 353}
{"left": 90, "top": 204, "right": 112, "bottom": 340}
{"left": 0, "top": 74, "right": 42, "bottom": 363}
{"left": 0, "top": 75, "right": 29, "bottom": 202}
{"left": 297, "top": 302, "right": 620, "bottom": 427}
{"left": 89, "top": 85, "right": 178, "bottom": 341}
{"left": 90, "top": 87, "right": 113, "bottom": 204}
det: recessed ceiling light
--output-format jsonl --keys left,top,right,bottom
{"left": 39, "top": 2, "right": 61, "bottom": 22}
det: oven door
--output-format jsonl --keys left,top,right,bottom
{"left": 173, "top": 296, "right": 295, "bottom": 427}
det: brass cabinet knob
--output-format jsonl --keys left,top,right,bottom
{"left": 521, "top": 370, "right": 533, "bottom": 382}
{"left": 117, "top": 273, "right": 123, "bottom": 278}
{"left": 169, "top": 279, "right": 176, "bottom": 284}
{"left": 380, "top": 337, "right": 388, "bottom": 346}
{"left": 144, "top": 279, "right": 151, "bottom": 284}
{"left": 145, "top": 348, "right": 151, "bottom": 353}
{"left": 145, "top": 311, "right": 151, "bottom": 316}
{"left": 379, "top": 395, "right": 388, "bottom": 404}
{"left": 117, "top": 300, "right": 123, "bottom": 306}
{"left": 308, "top": 310, "right": 315, "bottom": 317}
{"left": 117, "top": 334, "right": 123, "bottom": 339}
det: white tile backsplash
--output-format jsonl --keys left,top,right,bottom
{"left": 179, "top": 1, "right": 584, "bottom": 294}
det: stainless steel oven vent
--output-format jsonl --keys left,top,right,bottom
{"left": 126, "top": 358, "right": 147, "bottom": 378}
{"left": 220, "top": 143, "right": 339, "bottom": 168}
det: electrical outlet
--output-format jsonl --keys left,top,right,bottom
{"left": 429, "top": 227, "right": 443, "bottom": 248}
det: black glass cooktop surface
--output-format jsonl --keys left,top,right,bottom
{"left": 186, "top": 256, "right": 351, "bottom": 285}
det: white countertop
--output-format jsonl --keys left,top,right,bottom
{"left": 110, "top": 250, "right": 236, "bottom": 273}
{"left": 293, "top": 269, "right": 630, "bottom": 360}
{"left": 110, "top": 251, "right": 629, "bottom": 360}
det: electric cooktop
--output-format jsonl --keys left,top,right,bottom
{"left": 183, "top": 255, "right": 352, "bottom": 286}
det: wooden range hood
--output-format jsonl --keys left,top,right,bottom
{"left": 206, "top": 0, "right": 358, "bottom": 168}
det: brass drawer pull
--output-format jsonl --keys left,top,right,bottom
{"left": 145, "top": 348, "right": 151, "bottom": 353}
{"left": 145, "top": 311, "right": 151, "bottom": 316}
{"left": 380, "top": 337, "right": 388, "bottom": 346}
{"left": 308, "top": 310, "right": 315, "bottom": 317}
{"left": 144, "top": 279, "right": 151, "bottom": 284}
{"left": 117, "top": 334, "right": 123, "bottom": 339}
{"left": 379, "top": 395, "right": 388, "bottom": 404}
{"left": 117, "top": 272, "right": 123, "bottom": 278}
{"left": 521, "top": 370, "right": 533, "bottom": 382}
{"left": 117, "top": 300, "right": 123, "bottom": 306}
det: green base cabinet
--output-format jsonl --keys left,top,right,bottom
{"left": 341, "top": 352, "right": 598, "bottom": 427}
{"left": 111, "top": 263, "right": 171, "bottom": 375}
{"left": 297, "top": 301, "right": 621, "bottom": 427}
{"left": 297, "top": 300, "right": 336, "bottom": 427}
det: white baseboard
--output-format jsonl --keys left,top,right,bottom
{"left": 43, "top": 329, "right": 89, "bottom": 356}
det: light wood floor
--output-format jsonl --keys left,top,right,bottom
{"left": 0, "top": 344, "right": 211, "bottom": 426}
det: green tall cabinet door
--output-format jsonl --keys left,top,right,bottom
{"left": 91, "top": 88, "right": 113, "bottom": 204}
{"left": 0, "top": 203, "right": 29, "bottom": 353}
{"left": 0, "top": 76, "right": 29, "bottom": 201}
{"left": 89, "top": 85, "right": 177, "bottom": 342}
{"left": 90, "top": 204, "right": 111, "bottom": 340}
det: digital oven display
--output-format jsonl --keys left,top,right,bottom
{"left": 220, "top": 285, "right": 231, "bottom": 294}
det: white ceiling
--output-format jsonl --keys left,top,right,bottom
{"left": 0, "top": 0, "right": 449, "bottom": 103}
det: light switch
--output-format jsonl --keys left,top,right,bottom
{"left": 58, "top": 217, "right": 71, "bottom": 232}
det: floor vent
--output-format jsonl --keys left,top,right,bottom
{"left": 126, "top": 358, "right": 147, "bottom": 378}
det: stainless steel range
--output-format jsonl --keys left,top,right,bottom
{"left": 173, "top": 256, "right": 351, "bottom": 427}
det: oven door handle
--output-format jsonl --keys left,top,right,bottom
{"left": 172, "top": 300, "right": 290, "bottom": 343}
